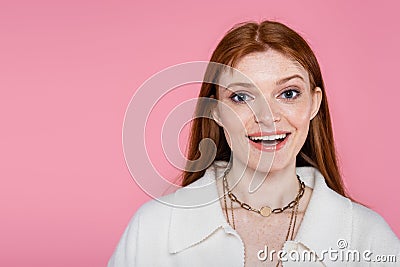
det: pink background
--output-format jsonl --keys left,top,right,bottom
{"left": 1, "top": 1, "right": 399, "bottom": 266}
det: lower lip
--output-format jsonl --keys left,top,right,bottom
{"left": 248, "top": 134, "right": 290, "bottom": 152}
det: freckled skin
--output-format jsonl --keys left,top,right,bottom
{"left": 213, "top": 50, "right": 321, "bottom": 266}
{"left": 217, "top": 179, "right": 313, "bottom": 267}
{"left": 215, "top": 50, "right": 321, "bottom": 173}
{"left": 235, "top": 189, "right": 312, "bottom": 267}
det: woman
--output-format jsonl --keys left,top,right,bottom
{"left": 109, "top": 20, "right": 399, "bottom": 266}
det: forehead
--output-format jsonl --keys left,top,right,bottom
{"left": 218, "top": 50, "right": 310, "bottom": 88}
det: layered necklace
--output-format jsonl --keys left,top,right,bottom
{"left": 221, "top": 167, "right": 305, "bottom": 266}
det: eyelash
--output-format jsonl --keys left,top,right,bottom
{"left": 279, "top": 88, "right": 301, "bottom": 100}
{"left": 229, "top": 88, "right": 301, "bottom": 104}
{"left": 229, "top": 92, "right": 254, "bottom": 103}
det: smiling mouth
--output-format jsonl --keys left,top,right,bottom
{"left": 247, "top": 133, "right": 290, "bottom": 146}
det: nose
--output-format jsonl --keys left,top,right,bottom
{"left": 252, "top": 98, "right": 281, "bottom": 125}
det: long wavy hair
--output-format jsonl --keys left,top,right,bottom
{"left": 181, "top": 20, "right": 349, "bottom": 198}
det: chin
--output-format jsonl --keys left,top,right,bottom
{"left": 232, "top": 144, "right": 296, "bottom": 173}
{"left": 267, "top": 163, "right": 291, "bottom": 173}
{"left": 249, "top": 155, "right": 294, "bottom": 174}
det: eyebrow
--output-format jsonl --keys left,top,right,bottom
{"left": 276, "top": 74, "right": 305, "bottom": 85}
{"left": 225, "top": 82, "right": 256, "bottom": 89}
{"left": 225, "top": 74, "right": 306, "bottom": 89}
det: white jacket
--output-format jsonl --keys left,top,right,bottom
{"left": 108, "top": 162, "right": 400, "bottom": 266}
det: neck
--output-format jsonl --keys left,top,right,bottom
{"left": 224, "top": 158, "right": 299, "bottom": 209}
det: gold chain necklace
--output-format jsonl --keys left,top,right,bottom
{"left": 221, "top": 168, "right": 305, "bottom": 267}
{"left": 223, "top": 172, "right": 305, "bottom": 217}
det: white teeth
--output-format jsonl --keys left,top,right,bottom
{"left": 249, "top": 133, "right": 287, "bottom": 141}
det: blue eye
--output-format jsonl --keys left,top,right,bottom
{"left": 230, "top": 92, "right": 253, "bottom": 103}
{"left": 280, "top": 89, "right": 300, "bottom": 99}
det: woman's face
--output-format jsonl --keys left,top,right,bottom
{"left": 213, "top": 50, "right": 322, "bottom": 173}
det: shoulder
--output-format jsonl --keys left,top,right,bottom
{"left": 323, "top": 185, "right": 398, "bottom": 245}
{"left": 298, "top": 166, "right": 399, "bottom": 251}
{"left": 135, "top": 162, "right": 222, "bottom": 218}
{"left": 351, "top": 202, "right": 390, "bottom": 227}
{"left": 299, "top": 166, "right": 397, "bottom": 240}
{"left": 351, "top": 201, "right": 398, "bottom": 239}
{"left": 131, "top": 192, "right": 176, "bottom": 226}
{"left": 350, "top": 201, "right": 400, "bottom": 252}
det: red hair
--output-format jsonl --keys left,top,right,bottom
{"left": 181, "top": 20, "right": 350, "bottom": 198}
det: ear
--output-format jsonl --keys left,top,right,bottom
{"left": 211, "top": 106, "right": 223, "bottom": 127}
{"left": 310, "top": 87, "right": 322, "bottom": 120}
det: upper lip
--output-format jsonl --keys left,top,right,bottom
{"left": 247, "top": 131, "right": 290, "bottom": 137}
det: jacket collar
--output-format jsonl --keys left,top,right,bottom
{"left": 168, "top": 162, "right": 229, "bottom": 253}
{"left": 291, "top": 167, "right": 352, "bottom": 254}
{"left": 168, "top": 161, "right": 353, "bottom": 255}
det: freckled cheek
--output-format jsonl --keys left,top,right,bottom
{"left": 283, "top": 105, "right": 311, "bottom": 128}
{"left": 285, "top": 109, "right": 312, "bottom": 151}
{"left": 218, "top": 101, "right": 247, "bottom": 123}
{"left": 218, "top": 104, "right": 253, "bottom": 139}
